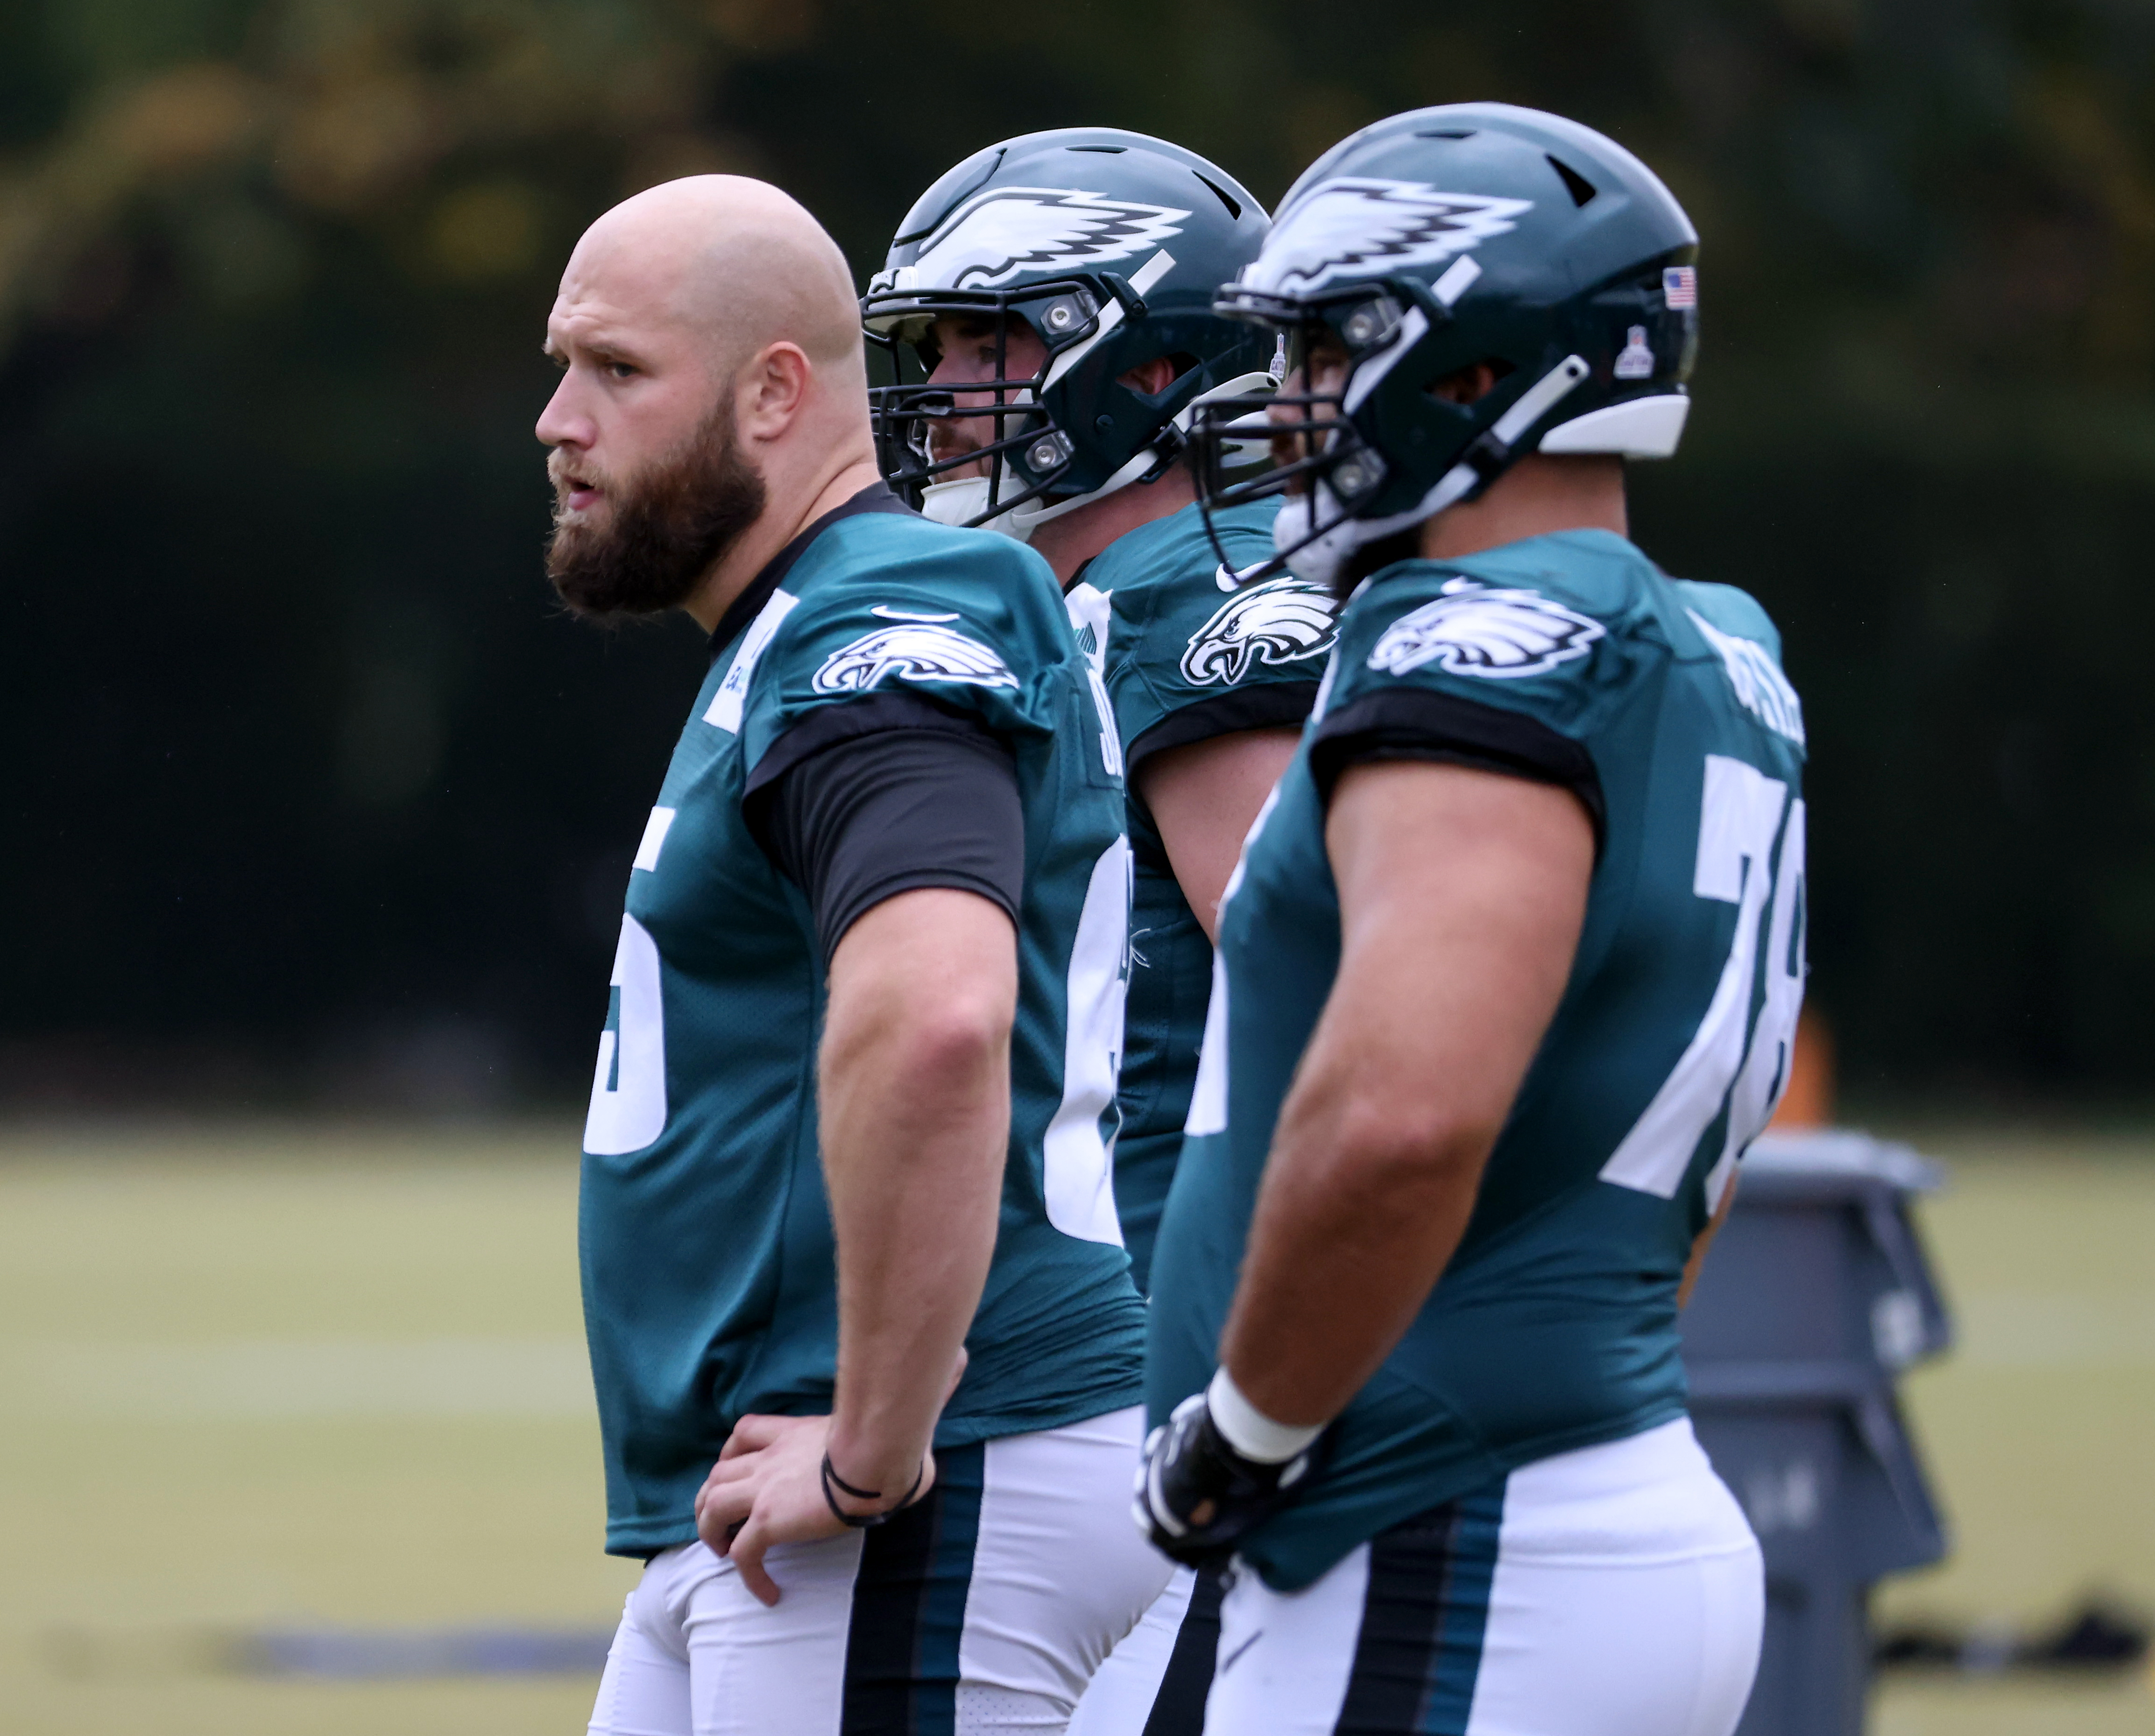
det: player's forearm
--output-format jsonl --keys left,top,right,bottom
{"left": 817, "top": 891, "right": 1016, "bottom": 1495}
{"left": 820, "top": 1017, "right": 1007, "bottom": 1488}
{"left": 1217, "top": 1048, "right": 1498, "bottom": 1428}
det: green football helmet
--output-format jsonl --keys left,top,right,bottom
{"left": 863, "top": 127, "right": 1276, "bottom": 536}
{"left": 1191, "top": 103, "right": 1700, "bottom": 588}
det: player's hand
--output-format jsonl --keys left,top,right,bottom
{"left": 1132, "top": 1391, "right": 1319, "bottom": 1567}
{"left": 694, "top": 1415, "right": 936, "bottom": 1607}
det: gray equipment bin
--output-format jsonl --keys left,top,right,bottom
{"left": 1678, "top": 1129, "right": 1953, "bottom": 1736}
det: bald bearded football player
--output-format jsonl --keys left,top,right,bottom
{"left": 864, "top": 130, "right": 1341, "bottom": 1733}
{"left": 540, "top": 174, "right": 1168, "bottom": 1736}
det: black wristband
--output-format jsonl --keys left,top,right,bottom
{"left": 820, "top": 1452, "right": 926, "bottom": 1529}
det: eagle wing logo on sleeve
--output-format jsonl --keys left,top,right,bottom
{"left": 880, "top": 188, "right": 1191, "bottom": 294}
{"left": 1181, "top": 575, "right": 1340, "bottom": 686}
{"left": 813, "top": 620, "right": 1021, "bottom": 695}
{"left": 1242, "top": 180, "right": 1532, "bottom": 297}
{"left": 1367, "top": 580, "right": 1603, "bottom": 679}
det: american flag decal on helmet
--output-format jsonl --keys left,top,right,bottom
{"left": 1662, "top": 266, "right": 1697, "bottom": 309}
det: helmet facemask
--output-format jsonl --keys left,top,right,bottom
{"left": 1191, "top": 281, "right": 1450, "bottom": 591}
{"left": 1194, "top": 271, "right": 1602, "bottom": 594}
{"left": 866, "top": 132, "right": 1282, "bottom": 537}
{"left": 865, "top": 279, "right": 1109, "bottom": 536}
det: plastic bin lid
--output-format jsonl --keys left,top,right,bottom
{"left": 1745, "top": 1129, "right": 1944, "bottom": 1194}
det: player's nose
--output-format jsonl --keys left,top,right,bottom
{"left": 536, "top": 374, "right": 592, "bottom": 451}
{"left": 925, "top": 359, "right": 989, "bottom": 401}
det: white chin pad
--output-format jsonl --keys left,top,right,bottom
{"left": 919, "top": 477, "right": 1032, "bottom": 541}
{"left": 1273, "top": 490, "right": 1362, "bottom": 590}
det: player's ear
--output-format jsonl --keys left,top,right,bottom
{"left": 1427, "top": 360, "right": 1510, "bottom": 406}
{"left": 738, "top": 340, "right": 814, "bottom": 441}
{"left": 1115, "top": 353, "right": 1185, "bottom": 396}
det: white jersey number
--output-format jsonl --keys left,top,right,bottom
{"left": 1600, "top": 755, "right": 1806, "bottom": 1209}
{"left": 1064, "top": 581, "right": 1125, "bottom": 778}
{"left": 1043, "top": 836, "right": 1133, "bottom": 1243}
{"left": 584, "top": 913, "right": 669, "bottom": 1157}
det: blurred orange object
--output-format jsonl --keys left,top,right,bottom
{"left": 1769, "top": 1009, "right": 1836, "bottom": 1129}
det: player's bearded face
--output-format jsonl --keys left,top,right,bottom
{"left": 1270, "top": 342, "right": 1352, "bottom": 491}
{"left": 545, "top": 393, "right": 766, "bottom": 617}
{"left": 923, "top": 315, "right": 1051, "bottom": 480}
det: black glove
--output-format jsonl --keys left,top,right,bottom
{"left": 1132, "top": 1390, "right": 1320, "bottom": 1567}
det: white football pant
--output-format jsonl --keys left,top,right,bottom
{"left": 1206, "top": 1416, "right": 1763, "bottom": 1736}
{"left": 1066, "top": 1566, "right": 1200, "bottom": 1735}
{"left": 586, "top": 1405, "right": 1172, "bottom": 1736}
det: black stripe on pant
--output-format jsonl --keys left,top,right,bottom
{"left": 1142, "top": 1565, "right": 1228, "bottom": 1735}
{"left": 839, "top": 1442, "right": 987, "bottom": 1736}
{"left": 1334, "top": 1484, "right": 1505, "bottom": 1736}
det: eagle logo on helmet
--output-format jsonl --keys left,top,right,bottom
{"left": 1243, "top": 179, "right": 1533, "bottom": 297}
{"left": 890, "top": 187, "right": 1191, "bottom": 293}
{"left": 1367, "top": 580, "right": 1603, "bottom": 680}
{"left": 813, "top": 620, "right": 1021, "bottom": 694}
{"left": 1181, "top": 575, "right": 1340, "bottom": 686}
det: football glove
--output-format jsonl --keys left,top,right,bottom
{"left": 1133, "top": 1390, "right": 1320, "bottom": 1567}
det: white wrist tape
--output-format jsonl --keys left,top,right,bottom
{"left": 1207, "top": 1368, "right": 1324, "bottom": 1464}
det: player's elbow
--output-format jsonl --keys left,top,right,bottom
{"left": 821, "top": 969, "right": 1014, "bottom": 1130}
{"left": 888, "top": 987, "right": 1014, "bottom": 1090}
{"left": 1325, "top": 1093, "right": 1503, "bottom": 1202}
{"left": 825, "top": 890, "right": 1018, "bottom": 1084}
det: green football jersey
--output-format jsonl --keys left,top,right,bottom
{"left": 580, "top": 493, "right": 1145, "bottom": 1559}
{"left": 1065, "top": 501, "right": 1337, "bottom": 1292}
{"left": 1147, "top": 528, "right": 1807, "bottom": 1590}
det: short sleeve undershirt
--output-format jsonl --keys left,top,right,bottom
{"left": 1309, "top": 687, "right": 1607, "bottom": 856}
{"left": 743, "top": 692, "right": 1025, "bottom": 964}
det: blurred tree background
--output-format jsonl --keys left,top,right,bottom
{"left": 2, "top": 0, "right": 2152, "bottom": 1110}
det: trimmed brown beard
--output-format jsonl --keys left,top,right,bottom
{"left": 545, "top": 396, "right": 767, "bottom": 619}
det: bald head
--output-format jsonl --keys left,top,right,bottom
{"left": 563, "top": 175, "right": 863, "bottom": 377}
{"left": 537, "top": 176, "right": 885, "bottom": 633}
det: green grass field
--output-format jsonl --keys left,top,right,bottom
{"left": 0, "top": 1120, "right": 2150, "bottom": 1734}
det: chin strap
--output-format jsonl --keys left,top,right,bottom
{"left": 1321, "top": 355, "right": 1597, "bottom": 558}
{"left": 1373, "top": 354, "right": 1595, "bottom": 537}
{"left": 1244, "top": 354, "right": 1595, "bottom": 592}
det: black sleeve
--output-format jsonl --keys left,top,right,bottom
{"left": 1124, "top": 682, "right": 1322, "bottom": 777}
{"left": 743, "top": 693, "right": 1025, "bottom": 964}
{"left": 1307, "top": 688, "right": 1607, "bottom": 856}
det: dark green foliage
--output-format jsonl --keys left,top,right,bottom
{"left": 2, "top": 0, "right": 2152, "bottom": 1102}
